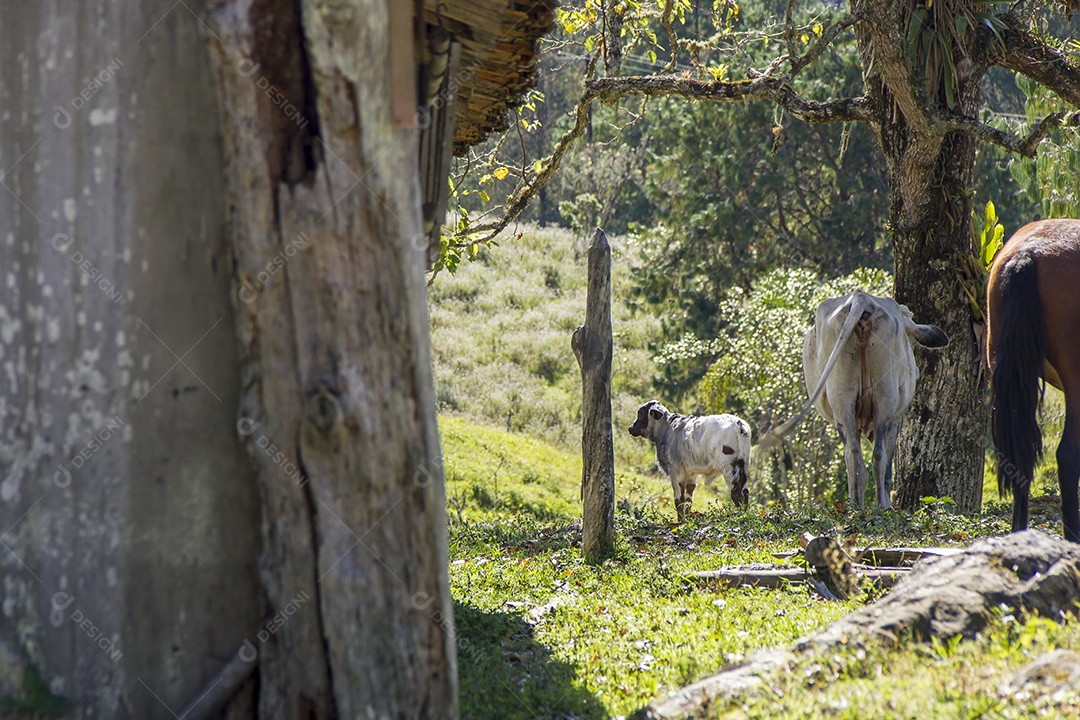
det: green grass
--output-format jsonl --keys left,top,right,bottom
{"left": 441, "top": 416, "right": 1076, "bottom": 719}
{"left": 439, "top": 414, "right": 736, "bottom": 525}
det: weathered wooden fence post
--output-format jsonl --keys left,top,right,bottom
{"left": 572, "top": 228, "right": 616, "bottom": 562}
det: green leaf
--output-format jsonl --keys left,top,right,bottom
{"left": 981, "top": 17, "right": 1005, "bottom": 48}
{"left": 907, "top": 8, "right": 927, "bottom": 51}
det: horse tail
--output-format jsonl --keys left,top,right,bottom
{"left": 991, "top": 252, "right": 1046, "bottom": 498}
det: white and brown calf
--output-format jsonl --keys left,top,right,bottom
{"left": 628, "top": 400, "right": 752, "bottom": 521}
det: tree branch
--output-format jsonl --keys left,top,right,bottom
{"left": 772, "top": 86, "right": 876, "bottom": 125}
{"left": 453, "top": 75, "right": 874, "bottom": 245}
{"left": 996, "top": 17, "right": 1080, "bottom": 109}
{"left": 784, "top": 0, "right": 799, "bottom": 62}
{"left": 942, "top": 110, "right": 1080, "bottom": 157}
{"left": 788, "top": 14, "right": 861, "bottom": 76}
{"left": 461, "top": 87, "right": 597, "bottom": 243}
{"left": 590, "top": 74, "right": 875, "bottom": 124}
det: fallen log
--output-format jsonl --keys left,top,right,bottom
{"left": 632, "top": 531, "right": 1080, "bottom": 720}
{"left": 852, "top": 546, "right": 963, "bottom": 566}
{"left": 685, "top": 564, "right": 908, "bottom": 592}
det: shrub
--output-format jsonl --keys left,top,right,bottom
{"left": 696, "top": 266, "right": 893, "bottom": 507}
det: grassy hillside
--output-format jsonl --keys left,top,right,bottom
{"left": 429, "top": 224, "right": 663, "bottom": 473}
{"left": 439, "top": 414, "right": 732, "bottom": 527}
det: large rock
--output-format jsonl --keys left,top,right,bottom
{"left": 631, "top": 531, "right": 1080, "bottom": 719}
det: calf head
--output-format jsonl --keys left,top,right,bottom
{"left": 628, "top": 400, "right": 672, "bottom": 441}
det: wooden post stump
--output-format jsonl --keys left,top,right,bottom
{"left": 572, "top": 228, "right": 616, "bottom": 562}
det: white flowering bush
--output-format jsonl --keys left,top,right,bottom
{"left": 697, "top": 266, "right": 893, "bottom": 507}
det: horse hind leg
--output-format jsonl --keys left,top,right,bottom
{"left": 1057, "top": 411, "right": 1080, "bottom": 543}
{"left": 1012, "top": 483, "right": 1030, "bottom": 533}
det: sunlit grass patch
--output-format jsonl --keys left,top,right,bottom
{"left": 429, "top": 224, "right": 662, "bottom": 470}
{"left": 440, "top": 416, "right": 1078, "bottom": 719}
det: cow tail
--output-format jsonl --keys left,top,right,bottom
{"left": 991, "top": 252, "right": 1046, "bottom": 498}
{"left": 754, "top": 296, "right": 867, "bottom": 451}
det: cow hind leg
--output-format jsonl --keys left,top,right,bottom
{"left": 839, "top": 417, "right": 868, "bottom": 507}
{"left": 1057, "top": 411, "right": 1079, "bottom": 543}
{"left": 872, "top": 421, "right": 899, "bottom": 510}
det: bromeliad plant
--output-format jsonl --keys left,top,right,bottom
{"left": 904, "top": 0, "right": 1007, "bottom": 109}
{"left": 955, "top": 199, "right": 1005, "bottom": 361}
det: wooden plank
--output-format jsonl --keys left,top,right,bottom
{"left": 686, "top": 566, "right": 809, "bottom": 588}
{"left": 427, "top": 40, "right": 461, "bottom": 257}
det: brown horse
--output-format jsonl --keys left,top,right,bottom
{"left": 987, "top": 219, "right": 1080, "bottom": 543}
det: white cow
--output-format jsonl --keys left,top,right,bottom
{"left": 756, "top": 291, "right": 948, "bottom": 508}
{"left": 629, "top": 401, "right": 752, "bottom": 521}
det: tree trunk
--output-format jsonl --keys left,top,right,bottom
{"left": 205, "top": 1, "right": 458, "bottom": 718}
{"left": 890, "top": 150, "right": 987, "bottom": 512}
{"left": 861, "top": 27, "right": 987, "bottom": 513}
{"left": 572, "top": 228, "right": 616, "bottom": 562}
{"left": 0, "top": 2, "right": 259, "bottom": 717}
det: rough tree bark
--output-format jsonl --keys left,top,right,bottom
{"left": 889, "top": 132, "right": 986, "bottom": 512}
{"left": 205, "top": 0, "right": 458, "bottom": 718}
{"left": 572, "top": 228, "right": 616, "bottom": 562}
{"left": 0, "top": 2, "right": 259, "bottom": 717}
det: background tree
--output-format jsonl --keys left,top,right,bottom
{"left": 448, "top": 0, "right": 1080, "bottom": 512}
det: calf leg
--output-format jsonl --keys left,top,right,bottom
{"left": 1057, "top": 412, "right": 1079, "bottom": 543}
{"left": 682, "top": 482, "right": 697, "bottom": 519}
{"left": 872, "top": 421, "right": 899, "bottom": 510}
{"left": 670, "top": 473, "right": 693, "bottom": 522}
